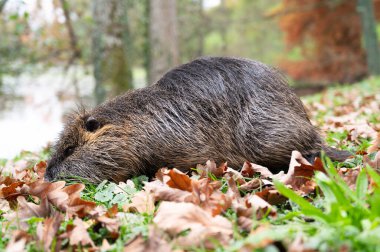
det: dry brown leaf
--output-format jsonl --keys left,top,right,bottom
{"left": 89, "top": 205, "right": 107, "bottom": 217}
{"left": 18, "top": 196, "right": 50, "bottom": 216}
{"left": 97, "top": 215, "right": 120, "bottom": 235}
{"left": 246, "top": 195, "right": 276, "bottom": 219}
{"left": 154, "top": 201, "right": 232, "bottom": 249}
{"left": 89, "top": 205, "right": 120, "bottom": 237}
{"left": 106, "top": 204, "right": 118, "bottom": 217}
{"left": 5, "top": 230, "right": 30, "bottom": 252}
{"left": 282, "top": 151, "right": 324, "bottom": 193}
{"left": 256, "top": 188, "right": 287, "bottom": 205}
{"left": 124, "top": 190, "right": 155, "bottom": 214}
{"left": 364, "top": 151, "right": 380, "bottom": 170}
{"left": 124, "top": 228, "right": 172, "bottom": 252}
{"left": 28, "top": 180, "right": 66, "bottom": 202}
{"left": 36, "top": 212, "right": 63, "bottom": 251}
{"left": 250, "top": 163, "right": 275, "bottom": 178}
{"left": 196, "top": 160, "right": 227, "bottom": 178}
{"left": 0, "top": 180, "right": 25, "bottom": 203}
{"left": 368, "top": 132, "right": 380, "bottom": 153}
{"left": 33, "top": 161, "right": 47, "bottom": 179}
{"left": 191, "top": 178, "right": 231, "bottom": 216}
{"left": 63, "top": 197, "right": 97, "bottom": 218}
{"left": 338, "top": 167, "right": 361, "bottom": 190}
{"left": 241, "top": 161, "right": 255, "bottom": 178}
{"left": 239, "top": 178, "right": 262, "bottom": 192}
{"left": 226, "top": 175, "right": 241, "bottom": 200}
{"left": 144, "top": 179, "right": 193, "bottom": 202}
{"left": 224, "top": 167, "right": 246, "bottom": 185}
{"left": 36, "top": 183, "right": 97, "bottom": 217}
{"left": 62, "top": 217, "right": 95, "bottom": 247}
{"left": 163, "top": 168, "right": 192, "bottom": 192}
{"left": 0, "top": 198, "right": 10, "bottom": 212}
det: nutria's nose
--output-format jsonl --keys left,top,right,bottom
{"left": 44, "top": 161, "right": 56, "bottom": 181}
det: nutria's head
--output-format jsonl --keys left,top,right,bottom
{"left": 45, "top": 111, "right": 143, "bottom": 183}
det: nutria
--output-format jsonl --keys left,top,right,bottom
{"left": 45, "top": 57, "right": 350, "bottom": 183}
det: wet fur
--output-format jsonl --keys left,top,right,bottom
{"left": 46, "top": 57, "right": 347, "bottom": 183}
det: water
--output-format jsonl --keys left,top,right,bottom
{"left": 0, "top": 66, "right": 95, "bottom": 159}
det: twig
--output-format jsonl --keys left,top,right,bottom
{"left": 59, "top": 0, "right": 81, "bottom": 69}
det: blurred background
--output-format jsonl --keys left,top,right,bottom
{"left": 0, "top": 0, "right": 380, "bottom": 159}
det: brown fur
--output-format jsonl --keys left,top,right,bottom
{"left": 45, "top": 57, "right": 351, "bottom": 183}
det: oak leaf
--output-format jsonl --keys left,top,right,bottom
{"left": 36, "top": 212, "right": 63, "bottom": 251}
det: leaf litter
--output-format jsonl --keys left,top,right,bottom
{"left": 0, "top": 79, "right": 380, "bottom": 251}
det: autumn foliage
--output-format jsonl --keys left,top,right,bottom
{"left": 277, "top": 0, "right": 380, "bottom": 84}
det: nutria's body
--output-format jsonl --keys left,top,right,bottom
{"left": 45, "top": 57, "right": 349, "bottom": 182}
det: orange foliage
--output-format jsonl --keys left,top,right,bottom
{"left": 279, "top": 0, "right": 380, "bottom": 84}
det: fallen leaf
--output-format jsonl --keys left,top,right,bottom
{"left": 33, "top": 161, "right": 47, "bottom": 179}
{"left": 196, "top": 160, "right": 227, "bottom": 178}
{"left": 5, "top": 230, "right": 30, "bottom": 252}
{"left": 18, "top": 197, "right": 46, "bottom": 216}
{"left": 368, "top": 133, "right": 380, "bottom": 152}
{"left": 0, "top": 181, "right": 24, "bottom": 203}
{"left": 36, "top": 212, "right": 63, "bottom": 251}
{"left": 0, "top": 198, "right": 10, "bottom": 212}
{"left": 124, "top": 228, "right": 172, "bottom": 252}
{"left": 246, "top": 194, "right": 276, "bottom": 219}
{"left": 241, "top": 161, "right": 255, "bottom": 178}
{"left": 144, "top": 179, "right": 193, "bottom": 203}
{"left": 364, "top": 151, "right": 380, "bottom": 169}
{"left": 62, "top": 217, "right": 95, "bottom": 247}
{"left": 338, "top": 167, "right": 361, "bottom": 190}
{"left": 224, "top": 167, "right": 246, "bottom": 185}
{"left": 162, "top": 168, "right": 192, "bottom": 192}
{"left": 239, "top": 178, "right": 262, "bottom": 192}
{"left": 256, "top": 188, "right": 287, "bottom": 205}
{"left": 191, "top": 178, "right": 231, "bottom": 216}
{"left": 154, "top": 201, "right": 232, "bottom": 249}
{"left": 97, "top": 215, "right": 120, "bottom": 235}
{"left": 282, "top": 151, "right": 324, "bottom": 194}
{"left": 124, "top": 190, "right": 155, "bottom": 214}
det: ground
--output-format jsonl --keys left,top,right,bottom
{"left": 0, "top": 77, "right": 379, "bottom": 252}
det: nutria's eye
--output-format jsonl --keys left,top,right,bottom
{"left": 85, "top": 116, "right": 100, "bottom": 132}
{"left": 64, "top": 146, "right": 75, "bottom": 157}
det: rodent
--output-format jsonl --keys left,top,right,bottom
{"left": 45, "top": 57, "right": 351, "bottom": 183}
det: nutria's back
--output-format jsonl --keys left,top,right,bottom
{"left": 45, "top": 57, "right": 326, "bottom": 183}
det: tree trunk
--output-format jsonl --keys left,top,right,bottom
{"left": 148, "top": 0, "right": 179, "bottom": 84}
{"left": 357, "top": 0, "right": 380, "bottom": 76}
{"left": 0, "top": 0, "right": 8, "bottom": 14}
{"left": 92, "top": 0, "right": 133, "bottom": 104}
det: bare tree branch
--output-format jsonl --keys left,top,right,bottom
{"left": 59, "top": 0, "right": 81, "bottom": 67}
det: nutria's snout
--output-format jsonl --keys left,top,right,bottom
{"left": 44, "top": 159, "right": 58, "bottom": 181}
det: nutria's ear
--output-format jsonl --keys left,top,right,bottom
{"left": 85, "top": 116, "right": 100, "bottom": 132}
